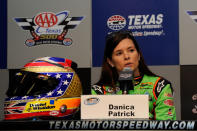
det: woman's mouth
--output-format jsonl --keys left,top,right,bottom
{"left": 124, "top": 63, "right": 133, "bottom": 67}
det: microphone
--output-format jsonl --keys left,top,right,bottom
{"left": 118, "top": 67, "right": 134, "bottom": 94}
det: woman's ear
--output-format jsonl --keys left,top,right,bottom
{"left": 107, "top": 58, "right": 114, "bottom": 67}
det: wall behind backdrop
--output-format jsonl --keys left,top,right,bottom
{"left": 0, "top": 0, "right": 197, "bottom": 120}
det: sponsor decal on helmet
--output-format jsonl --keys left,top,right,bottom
{"left": 4, "top": 102, "right": 26, "bottom": 114}
{"left": 49, "top": 110, "right": 59, "bottom": 116}
{"left": 84, "top": 97, "right": 99, "bottom": 105}
{"left": 14, "top": 11, "right": 84, "bottom": 47}
{"left": 25, "top": 101, "right": 56, "bottom": 113}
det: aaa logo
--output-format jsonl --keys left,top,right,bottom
{"left": 15, "top": 10, "right": 84, "bottom": 47}
{"left": 34, "top": 12, "right": 58, "bottom": 28}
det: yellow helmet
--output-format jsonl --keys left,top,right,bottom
{"left": 5, "top": 57, "right": 82, "bottom": 120}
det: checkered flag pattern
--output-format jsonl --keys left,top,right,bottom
{"left": 60, "top": 17, "right": 84, "bottom": 29}
{"left": 14, "top": 18, "right": 35, "bottom": 30}
{"left": 187, "top": 11, "right": 197, "bottom": 23}
{"left": 14, "top": 16, "right": 84, "bottom": 31}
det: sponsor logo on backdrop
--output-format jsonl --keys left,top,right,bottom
{"left": 14, "top": 10, "right": 84, "bottom": 47}
{"left": 107, "top": 15, "right": 126, "bottom": 30}
{"left": 107, "top": 13, "right": 164, "bottom": 37}
{"left": 186, "top": 11, "right": 197, "bottom": 24}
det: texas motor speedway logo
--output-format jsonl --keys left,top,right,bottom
{"left": 107, "top": 14, "right": 164, "bottom": 37}
{"left": 14, "top": 10, "right": 84, "bottom": 47}
{"left": 107, "top": 15, "right": 126, "bottom": 30}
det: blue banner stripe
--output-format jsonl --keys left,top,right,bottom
{"left": 14, "top": 18, "right": 28, "bottom": 22}
{"left": 71, "top": 17, "right": 84, "bottom": 21}
{"left": 0, "top": 0, "right": 7, "bottom": 69}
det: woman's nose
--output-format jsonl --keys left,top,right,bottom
{"left": 124, "top": 52, "right": 130, "bottom": 60}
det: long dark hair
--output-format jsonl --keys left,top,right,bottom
{"left": 96, "top": 30, "right": 157, "bottom": 88}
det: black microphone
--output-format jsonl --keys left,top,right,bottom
{"left": 118, "top": 67, "right": 134, "bottom": 94}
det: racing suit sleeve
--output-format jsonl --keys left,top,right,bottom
{"left": 91, "top": 89, "right": 97, "bottom": 94}
{"left": 153, "top": 79, "right": 176, "bottom": 120}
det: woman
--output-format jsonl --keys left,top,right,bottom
{"left": 91, "top": 30, "right": 176, "bottom": 120}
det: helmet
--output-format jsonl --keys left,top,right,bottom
{"left": 4, "top": 57, "right": 82, "bottom": 120}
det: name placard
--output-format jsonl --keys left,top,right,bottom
{"left": 81, "top": 95, "right": 149, "bottom": 119}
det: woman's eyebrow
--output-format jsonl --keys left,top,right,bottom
{"left": 114, "top": 49, "right": 122, "bottom": 53}
{"left": 127, "top": 46, "right": 134, "bottom": 49}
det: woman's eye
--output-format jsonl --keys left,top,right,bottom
{"left": 129, "top": 49, "right": 134, "bottom": 52}
{"left": 116, "top": 52, "right": 122, "bottom": 56}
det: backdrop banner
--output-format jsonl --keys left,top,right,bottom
{"left": 92, "top": 0, "right": 179, "bottom": 66}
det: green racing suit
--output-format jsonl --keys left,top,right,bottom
{"left": 91, "top": 74, "right": 176, "bottom": 120}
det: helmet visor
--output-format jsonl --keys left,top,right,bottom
{"left": 6, "top": 71, "right": 59, "bottom": 97}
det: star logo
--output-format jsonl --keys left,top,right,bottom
{"left": 46, "top": 73, "right": 51, "bottom": 77}
{"left": 22, "top": 96, "right": 28, "bottom": 99}
{"left": 37, "top": 95, "right": 41, "bottom": 98}
{"left": 55, "top": 73, "right": 61, "bottom": 79}
{"left": 63, "top": 80, "right": 69, "bottom": 85}
{"left": 57, "top": 89, "right": 64, "bottom": 95}
{"left": 47, "top": 91, "right": 53, "bottom": 96}
{"left": 66, "top": 73, "right": 71, "bottom": 78}
{"left": 11, "top": 96, "right": 17, "bottom": 100}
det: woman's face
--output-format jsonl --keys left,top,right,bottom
{"left": 108, "top": 38, "right": 140, "bottom": 76}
